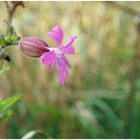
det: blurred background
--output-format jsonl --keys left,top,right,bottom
{"left": 0, "top": 1, "right": 140, "bottom": 138}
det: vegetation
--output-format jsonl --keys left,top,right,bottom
{"left": 0, "top": 1, "right": 140, "bottom": 138}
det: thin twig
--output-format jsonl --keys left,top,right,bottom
{"left": 0, "top": 1, "right": 23, "bottom": 62}
{"left": 4, "top": 1, "right": 24, "bottom": 22}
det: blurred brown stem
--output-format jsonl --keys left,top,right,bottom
{"left": 4, "top": 1, "right": 24, "bottom": 22}
{"left": 0, "top": 1, "right": 24, "bottom": 62}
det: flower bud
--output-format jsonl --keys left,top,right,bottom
{"left": 19, "top": 37, "right": 50, "bottom": 57}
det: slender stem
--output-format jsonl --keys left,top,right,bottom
{"left": 0, "top": 2, "right": 23, "bottom": 61}
{"left": 4, "top": 1, "right": 24, "bottom": 22}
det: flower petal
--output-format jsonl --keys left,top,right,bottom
{"left": 40, "top": 51, "right": 56, "bottom": 66}
{"left": 61, "top": 35, "right": 77, "bottom": 54}
{"left": 48, "top": 25, "right": 64, "bottom": 47}
{"left": 61, "top": 55, "right": 71, "bottom": 68}
{"left": 56, "top": 57, "right": 70, "bottom": 84}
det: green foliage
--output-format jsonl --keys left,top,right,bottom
{"left": 0, "top": 32, "right": 19, "bottom": 46}
{"left": 21, "top": 130, "right": 50, "bottom": 139}
{"left": 0, "top": 64, "right": 10, "bottom": 74}
{"left": 1, "top": 1, "right": 140, "bottom": 139}
{"left": 0, "top": 94, "right": 22, "bottom": 122}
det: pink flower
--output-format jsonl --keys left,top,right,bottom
{"left": 41, "top": 26, "right": 77, "bottom": 84}
{"left": 19, "top": 25, "right": 77, "bottom": 84}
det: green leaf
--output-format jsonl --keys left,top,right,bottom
{"left": 0, "top": 65, "right": 10, "bottom": 74}
{"left": 0, "top": 94, "right": 22, "bottom": 112}
{"left": 0, "top": 33, "right": 6, "bottom": 46}
{"left": 21, "top": 130, "right": 51, "bottom": 139}
{"left": 0, "top": 94, "right": 22, "bottom": 122}
{"left": 92, "top": 98, "right": 121, "bottom": 134}
{"left": 0, "top": 32, "right": 19, "bottom": 46}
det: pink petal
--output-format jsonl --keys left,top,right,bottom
{"left": 61, "top": 35, "right": 77, "bottom": 54}
{"left": 40, "top": 51, "right": 56, "bottom": 66}
{"left": 48, "top": 25, "right": 64, "bottom": 47}
{"left": 58, "top": 66, "right": 65, "bottom": 85}
{"left": 61, "top": 55, "right": 71, "bottom": 68}
{"left": 56, "top": 57, "right": 70, "bottom": 84}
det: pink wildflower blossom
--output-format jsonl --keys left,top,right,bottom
{"left": 19, "top": 25, "right": 77, "bottom": 84}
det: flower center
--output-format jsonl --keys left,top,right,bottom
{"left": 48, "top": 47, "right": 63, "bottom": 58}
{"left": 55, "top": 49, "right": 63, "bottom": 58}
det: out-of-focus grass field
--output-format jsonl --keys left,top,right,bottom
{"left": 1, "top": 1, "right": 140, "bottom": 138}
